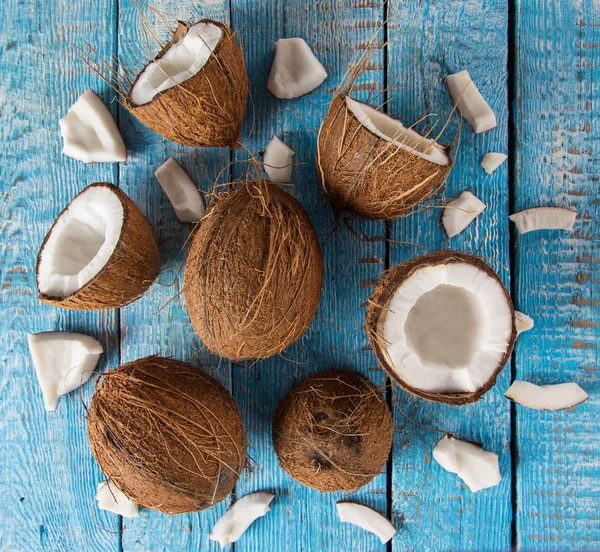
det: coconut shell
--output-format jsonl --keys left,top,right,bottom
{"left": 87, "top": 356, "right": 247, "bottom": 514}
{"left": 272, "top": 369, "right": 393, "bottom": 492}
{"left": 317, "top": 94, "right": 452, "bottom": 220}
{"left": 125, "top": 20, "right": 248, "bottom": 147}
{"left": 36, "top": 183, "right": 160, "bottom": 310}
{"left": 184, "top": 180, "right": 323, "bottom": 360}
{"left": 366, "top": 251, "right": 517, "bottom": 405}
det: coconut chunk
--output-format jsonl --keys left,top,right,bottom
{"left": 509, "top": 207, "right": 577, "bottom": 234}
{"left": 515, "top": 311, "right": 534, "bottom": 335}
{"left": 27, "top": 332, "right": 102, "bottom": 411}
{"left": 155, "top": 158, "right": 205, "bottom": 223}
{"left": 210, "top": 492, "right": 274, "bottom": 548}
{"left": 268, "top": 38, "right": 327, "bottom": 99}
{"left": 481, "top": 152, "right": 507, "bottom": 175}
{"left": 59, "top": 90, "right": 126, "bottom": 163}
{"left": 96, "top": 480, "right": 139, "bottom": 518}
{"left": 433, "top": 435, "right": 501, "bottom": 493}
{"left": 505, "top": 381, "right": 588, "bottom": 410}
{"left": 336, "top": 502, "right": 395, "bottom": 544}
{"left": 447, "top": 70, "right": 497, "bottom": 134}
{"left": 442, "top": 191, "right": 486, "bottom": 238}
{"left": 263, "top": 136, "right": 295, "bottom": 183}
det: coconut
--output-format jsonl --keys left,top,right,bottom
{"left": 317, "top": 94, "right": 452, "bottom": 219}
{"left": 87, "top": 356, "right": 247, "bottom": 514}
{"left": 124, "top": 20, "right": 248, "bottom": 147}
{"left": 366, "top": 252, "right": 516, "bottom": 405}
{"left": 36, "top": 183, "right": 160, "bottom": 310}
{"left": 272, "top": 370, "right": 393, "bottom": 492}
{"left": 184, "top": 180, "right": 323, "bottom": 360}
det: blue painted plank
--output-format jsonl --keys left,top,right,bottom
{"left": 513, "top": 2, "right": 600, "bottom": 549}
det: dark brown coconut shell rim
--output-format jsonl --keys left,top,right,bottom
{"left": 366, "top": 251, "right": 517, "bottom": 405}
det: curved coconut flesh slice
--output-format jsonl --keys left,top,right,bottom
{"left": 210, "top": 492, "right": 274, "bottom": 547}
{"left": 442, "top": 190, "right": 486, "bottom": 238}
{"left": 446, "top": 70, "right": 497, "bottom": 134}
{"left": 155, "top": 157, "right": 205, "bottom": 223}
{"left": 514, "top": 311, "right": 534, "bottom": 335}
{"left": 505, "top": 381, "right": 589, "bottom": 410}
{"left": 27, "top": 331, "right": 102, "bottom": 411}
{"left": 263, "top": 136, "right": 295, "bottom": 183}
{"left": 96, "top": 480, "right": 139, "bottom": 518}
{"left": 336, "top": 502, "right": 396, "bottom": 544}
{"left": 481, "top": 152, "right": 507, "bottom": 175}
{"left": 509, "top": 207, "right": 577, "bottom": 234}
{"left": 367, "top": 252, "right": 516, "bottom": 404}
{"left": 36, "top": 183, "right": 160, "bottom": 310}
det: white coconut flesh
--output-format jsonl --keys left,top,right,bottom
{"left": 131, "top": 22, "right": 223, "bottom": 106}
{"left": 446, "top": 70, "right": 497, "bottom": 134}
{"left": 155, "top": 157, "right": 205, "bottom": 223}
{"left": 345, "top": 97, "right": 449, "bottom": 166}
{"left": 442, "top": 191, "right": 486, "bottom": 238}
{"left": 514, "top": 311, "right": 534, "bottom": 335}
{"left": 336, "top": 502, "right": 396, "bottom": 544}
{"left": 382, "top": 262, "right": 513, "bottom": 394}
{"left": 96, "top": 480, "right": 139, "bottom": 518}
{"left": 509, "top": 207, "right": 577, "bottom": 234}
{"left": 481, "top": 152, "right": 507, "bottom": 175}
{"left": 263, "top": 135, "right": 295, "bottom": 183}
{"left": 505, "top": 381, "right": 589, "bottom": 411}
{"left": 37, "top": 186, "right": 123, "bottom": 297}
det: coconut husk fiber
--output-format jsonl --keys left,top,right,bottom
{"left": 184, "top": 180, "right": 323, "bottom": 361}
{"left": 87, "top": 356, "right": 247, "bottom": 514}
{"left": 366, "top": 251, "right": 517, "bottom": 405}
{"left": 317, "top": 94, "right": 452, "bottom": 220}
{"left": 272, "top": 370, "right": 393, "bottom": 492}
{"left": 36, "top": 183, "right": 160, "bottom": 310}
{"left": 125, "top": 20, "right": 248, "bottom": 147}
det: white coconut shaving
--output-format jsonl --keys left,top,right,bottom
{"left": 505, "top": 381, "right": 589, "bottom": 411}
{"left": 155, "top": 157, "right": 205, "bottom": 223}
{"left": 131, "top": 22, "right": 223, "bottom": 106}
{"left": 515, "top": 311, "right": 534, "bottom": 335}
{"left": 442, "top": 191, "right": 486, "bottom": 238}
{"left": 481, "top": 153, "right": 507, "bottom": 175}
{"left": 263, "top": 136, "right": 295, "bottom": 183}
{"left": 509, "top": 207, "right": 577, "bottom": 234}
{"left": 96, "top": 480, "right": 139, "bottom": 518}
{"left": 447, "top": 70, "right": 497, "bottom": 134}
{"left": 59, "top": 90, "right": 126, "bottom": 163}
{"left": 433, "top": 434, "right": 501, "bottom": 493}
{"left": 27, "top": 332, "right": 103, "bottom": 411}
{"left": 267, "top": 38, "right": 327, "bottom": 99}
{"left": 336, "top": 502, "right": 396, "bottom": 544}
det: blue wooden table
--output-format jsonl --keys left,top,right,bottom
{"left": 1, "top": 1, "right": 598, "bottom": 550}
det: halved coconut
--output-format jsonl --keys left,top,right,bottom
{"left": 36, "top": 183, "right": 160, "bottom": 310}
{"left": 366, "top": 252, "right": 516, "bottom": 404}
{"left": 125, "top": 20, "right": 248, "bottom": 147}
{"left": 317, "top": 95, "right": 452, "bottom": 219}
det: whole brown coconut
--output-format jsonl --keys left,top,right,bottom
{"left": 184, "top": 180, "right": 323, "bottom": 361}
{"left": 272, "top": 370, "right": 393, "bottom": 492}
{"left": 317, "top": 94, "right": 452, "bottom": 219}
{"left": 87, "top": 356, "right": 247, "bottom": 514}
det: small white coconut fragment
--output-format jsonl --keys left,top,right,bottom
{"left": 446, "top": 70, "right": 497, "bottom": 134}
{"left": 481, "top": 153, "right": 507, "bottom": 175}
{"left": 505, "top": 381, "right": 589, "bottom": 411}
{"left": 336, "top": 502, "right": 395, "bottom": 544}
{"left": 154, "top": 157, "right": 205, "bottom": 223}
{"left": 433, "top": 434, "right": 501, "bottom": 493}
{"left": 210, "top": 492, "right": 275, "bottom": 548}
{"left": 263, "top": 136, "right": 295, "bottom": 183}
{"left": 515, "top": 311, "right": 534, "bottom": 335}
{"left": 59, "top": 90, "right": 127, "bottom": 163}
{"left": 96, "top": 480, "right": 139, "bottom": 518}
{"left": 27, "top": 332, "right": 103, "bottom": 411}
{"left": 268, "top": 38, "right": 327, "bottom": 99}
{"left": 442, "top": 191, "right": 486, "bottom": 238}
{"left": 509, "top": 207, "right": 577, "bottom": 234}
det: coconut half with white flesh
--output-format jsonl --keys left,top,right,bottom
{"left": 317, "top": 95, "right": 452, "bottom": 219}
{"left": 510, "top": 207, "right": 577, "bottom": 234}
{"left": 505, "top": 381, "right": 589, "bottom": 411}
{"left": 125, "top": 20, "right": 248, "bottom": 147}
{"left": 366, "top": 252, "right": 516, "bottom": 404}
{"left": 36, "top": 183, "right": 160, "bottom": 310}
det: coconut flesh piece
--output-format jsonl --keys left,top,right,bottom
{"left": 481, "top": 152, "right": 507, "bottom": 175}
{"left": 96, "top": 480, "right": 139, "bottom": 518}
{"left": 263, "top": 136, "right": 295, "bottom": 183}
{"left": 59, "top": 90, "right": 126, "bottom": 163}
{"left": 210, "top": 492, "right": 275, "bottom": 548}
{"left": 505, "top": 381, "right": 589, "bottom": 411}
{"left": 268, "top": 38, "right": 327, "bottom": 99}
{"left": 433, "top": 435, "right": 501, "bottom": 493}
{"left": 336, "top": 502, "right": 396, "bottom": 544}
{"left": 442, "top": 191, "right": 486, "bottom": 238}
{"left": 27, "top": 332, "right": 102, "bottom": 411}
{"left": 446, "top": 70, "right": 497, "bottom": 134}
{"left": 515, "top": 311, "right": 534, "bottom": 335}
{"left": 155, "top": 157, "right": 205, "bottom": 223}
{"left": 509, "top": 207, "right": 577, "bottom": 234}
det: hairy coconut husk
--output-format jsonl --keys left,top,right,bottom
{"left": 317, "top": 94, "right": 452, "bottom": 220}
{"left": 87, "top": 356, "right": 247, "bottom": 514}
{"left": 366, "top": 251, "right": 516, "bottom": 405}
{"left": 272, "top": 370, "right": 392, "bottom": 492}
{"left": 36, "top": 183, "right": 160, "bottom": 310}
{"left": 124, "top": 20, "right": 248, "bottom": 147}
{"left": 184, "top": 180, "right": 323, "bottom": 360}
